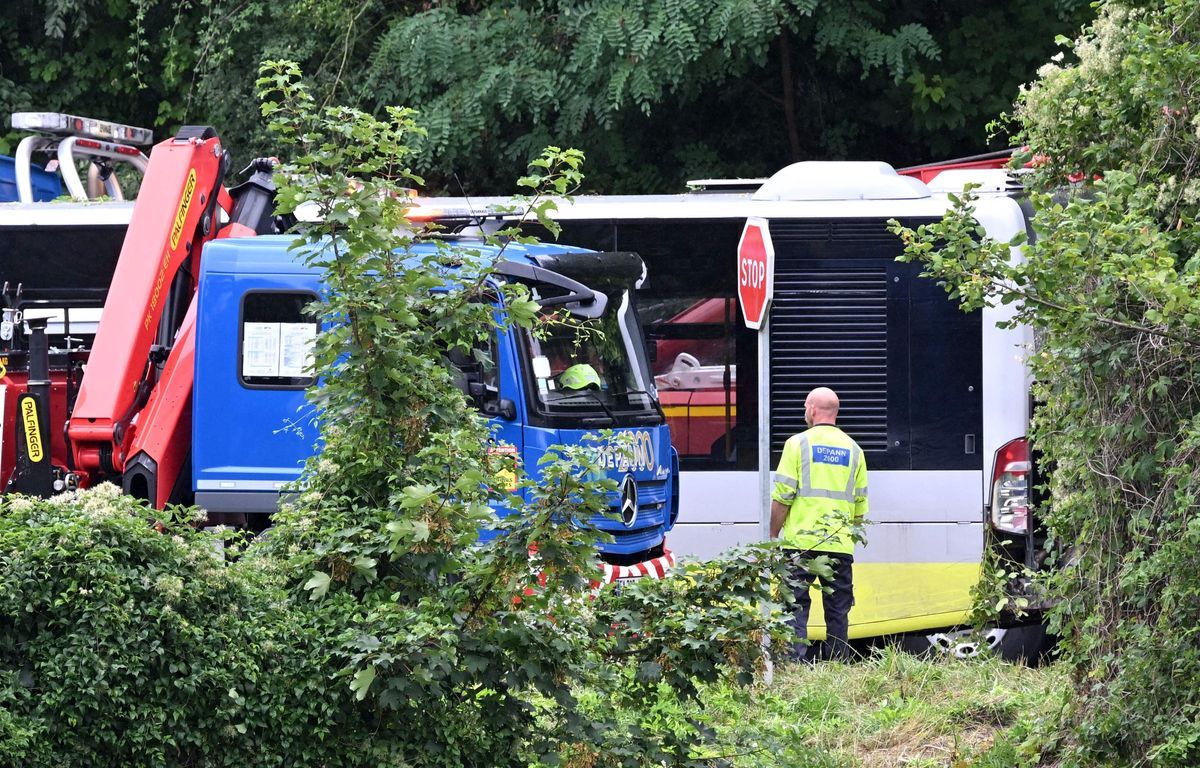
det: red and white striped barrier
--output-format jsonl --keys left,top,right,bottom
{"left": 512, "top": 547, "right": 677, "bottom": 605}
{"left": 597, "top": 549, "right": 676, "bottom": 585}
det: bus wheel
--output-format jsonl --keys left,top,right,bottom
{"left": 924, "top": 628, "right": 1005, "bottom": 659}
{"left": 996, "top": 623, "right": 1053, "bottom": 666}
{"left": 894, "top": 628, "right": 1003, "bottom": 659}
{"left": 899, "top": 625, "right": 1051, "bottom": 664}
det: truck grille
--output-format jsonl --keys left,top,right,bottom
{"left": 589, "top": 479, "right": 669, "bottom": 553}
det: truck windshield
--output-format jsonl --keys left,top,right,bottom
{"left": 522, "top": 289, "right": 661, "bottom": 424}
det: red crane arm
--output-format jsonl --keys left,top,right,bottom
{"left": 68, "top": 129, "right": 229, "bottom": 479}
{"left": 121, "top": 301, "right": 197, "bottom": 508}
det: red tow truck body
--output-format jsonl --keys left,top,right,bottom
{"left": 1, "top": 116, "right": 276, "bottom": 508}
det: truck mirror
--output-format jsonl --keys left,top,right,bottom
{"left": 483, "top": 398, "right": 517, "bottom": 421}
{"left": 468, "top": 378, "right": 514, "bottom": 421}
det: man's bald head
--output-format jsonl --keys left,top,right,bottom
{"left": 805, "top": 387, "right": 840, "bottom": 427}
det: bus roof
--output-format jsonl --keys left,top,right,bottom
{"left": 414, "top": 162, "right": 1020, "bottom": 223}
{"left": 413, "top": 191, "right": 1006, "bottom": 222}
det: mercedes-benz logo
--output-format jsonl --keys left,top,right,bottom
{"left": 619, "top": 474, "right": 639, "bottom": 528}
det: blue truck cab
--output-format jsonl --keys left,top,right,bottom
{"left": 191, "top": 235, "right": 680, "bottom": 566}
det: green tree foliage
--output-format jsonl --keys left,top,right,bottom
{"left": 0, "top": 0, "right": 202, "bottom": 152}
{"left": 892, "top": 2, "right": 1200, "bottom": 764}
{"left": 1, "top": 1, "right": 1092, "bottom": 190}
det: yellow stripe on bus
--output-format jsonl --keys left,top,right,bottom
{"left": 661, "top": 405, "right": 738, "bottom": 418}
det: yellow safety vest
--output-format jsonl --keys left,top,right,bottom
{"left": 771, "top": 424, "right": 868, "bottom": 555}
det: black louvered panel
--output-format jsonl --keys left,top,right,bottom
{"left": 769, "top": 268, "right": 889, "bottom": 455}
{"left": 770, "top": 218, "right": 904, "bottom": 245}
{"left": 769, "top": 220, "right": 831, "bottom": 242}
{"left": 830, "top": 219, "right": 899, "bottom": 241}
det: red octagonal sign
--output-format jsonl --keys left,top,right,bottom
{"left": 737, "top": 217, "right": 775, "bottom": 330}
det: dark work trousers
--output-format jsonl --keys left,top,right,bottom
{"left": 787, "top": 551, "right": 854, "bottom": 662}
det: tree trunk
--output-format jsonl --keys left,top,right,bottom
{"left": 780, "top": 29, "right": 802, "bottom": 162}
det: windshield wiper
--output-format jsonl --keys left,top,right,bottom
{"left": 548, "top": 391, "right": 616, "bottom": 424}
{"left": 618, "top": 389, "right": 666, "bottom": 422}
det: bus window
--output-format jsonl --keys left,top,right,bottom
{"left": 549, "top": 217, "right": 759, "bottom": 471}
{"left": 641, "top": 295, "right": 737, "bottom": 466}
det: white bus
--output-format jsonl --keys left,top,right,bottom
{"left": 420, "top": 161, "right": 1042, "bottom": 654}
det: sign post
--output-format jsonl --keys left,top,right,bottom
{"left": 737, "top": 217, "right": 777, "bottom": 549}
{"left": 737, "top": 217, "right": 775, "bottom": 329}
{"left": 739, "top": 217, "right": 778, "bottom": 680}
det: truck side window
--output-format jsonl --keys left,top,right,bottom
{"left": 239, "top": 291, "right": 319, "bottom": 389}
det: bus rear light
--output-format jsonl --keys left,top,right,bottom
{"left": 991, "top": 437, "right": 1030, "bottom": 535}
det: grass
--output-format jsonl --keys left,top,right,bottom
{"left": 695, "top": 648, "right": 1065, "bottom": 767}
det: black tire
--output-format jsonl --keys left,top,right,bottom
{"left": 998, "top": 623, "right": 1055, "bottom": 666}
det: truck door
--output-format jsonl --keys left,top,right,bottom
{"left": 192, "top": 242, "right": 320, "bottom": 524}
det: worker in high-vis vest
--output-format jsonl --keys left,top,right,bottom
{"left": 770, "top": 387, "right": 868, "bottom": 662}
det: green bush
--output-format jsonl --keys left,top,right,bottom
{"left": 892, "top": 2, "right": 1200, "bottom": 764}
{"left": 250, "top": 60, "right": 794, "bottom": 766}
{"left": 0, "top": 482, "right": 790, "bottom": 767}
{"left": 0, "top": 486, "right": 365, "bottom": 767}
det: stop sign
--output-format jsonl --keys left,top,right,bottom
{"left": 737, "top": 217, "right": 775, "bottom": 330}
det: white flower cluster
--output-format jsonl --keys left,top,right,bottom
{"left": 6, "top": 497, "right": 34, "bottom": 514}
{"left": 1072, "top": 6, "right": 1131, "bottom": 77}
{"left": 154, "top": 573, "right": 185, "bottom": 601}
